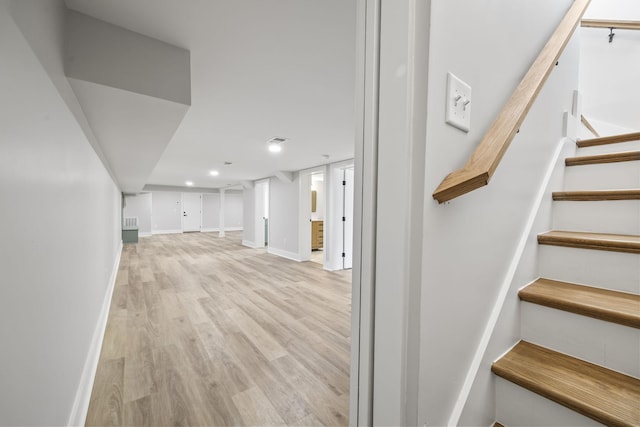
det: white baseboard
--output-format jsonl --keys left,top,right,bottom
{"left": 151, "top": 229, "right": 182, "bottom": 235}
{"left": 202, "top": 227, "right": 242, "bottom": 233}
{"left": 67, "top": 240, "right": 123, "bottom": 427}
{"left": 138, "top": 232, "right": 152, "bottom": 237}
{"left": 242, "top": 240, "right": 257, "bottom": 248}
{"left": 268, "top": 246, "right": 303, "bottom": 262}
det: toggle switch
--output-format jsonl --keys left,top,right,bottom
{"left": 445, "top": 72, "right": 472, "bottom": 132}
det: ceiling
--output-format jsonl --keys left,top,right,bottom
{"left": 63, "top": 0, "right": 357, "bottom": 191}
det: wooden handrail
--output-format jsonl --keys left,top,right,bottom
{"left": 581, "top": 19, "right": 640, "bottom": 30}
{"left": 433, "top": 0, "right": 591, "bottom": 203}
{"left": 580, "top": 115, "right": 600, "bottom": 138}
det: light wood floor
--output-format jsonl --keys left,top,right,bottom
{"left": 86, "top": 231, "right": 351, "bottom": 426}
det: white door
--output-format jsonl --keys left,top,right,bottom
{"left": 343, "top": 167, "right": 354, "bottom": 269}
{"left": 182, "top": 193, "right": 202, "bottom": 232}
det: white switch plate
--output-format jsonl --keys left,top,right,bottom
{"left": 446, "top": 72, "right": 471, "bottom": 132}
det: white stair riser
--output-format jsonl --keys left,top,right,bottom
{"left": 538, "top": 245, "right": 640, "bottom": 294}
{"left": 552, "top": 200, "right": 640, "bottom": 235}
{"left": 521, "top": 302, "right": 640, "bottom": 377}
{"left": 563, "top": 161, "right": 640, "bottom": 191}
{"left": 576, "top": 140, "right": 640, "bottom": 156}
{"left": 495, "top": 377, "right": 603, "bottom": 427}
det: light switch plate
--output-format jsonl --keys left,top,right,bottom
{"left": 446, "top": 72, "right": 471, "bottom": 132}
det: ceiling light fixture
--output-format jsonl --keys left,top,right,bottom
{"left": 268, "top": 143, "right": 282, "bottom": 153}
{"left": 209, "top": 170, "right": 220, "bottom": 176}
{"left": 185, "top": 181, "right": 194, "bottom": 186}
{"left": 267, "top": 137, "right": 287, "bottom": 153}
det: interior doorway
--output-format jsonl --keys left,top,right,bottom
{"left": 310, "top": 172, "right": 325, "bottom": 264}
{"left": 254, "top": 180, "right": 269, "bottom": 248}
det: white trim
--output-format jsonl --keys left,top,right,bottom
{"left": 138, "top": 232, "right": 152, "bottom": 237}
{"left": 151, "top": 229, "right": 183, "bottom": 235}
{"left": 267, "top": 246, "right": 303, "bottom": 262}
{"left": 67, "top": 240, "right": 123, "bottom": 427}
{"left": 350, "top": 0, "right": 380, "bottom": 424}
{"left": 201, "top": 227, "right": 220, "bottom": 233}
{"left": 447, "top": 138, "right": 574, "bottom": 426}
{"left": 242, "top": 240, "right": 257, "bottom": 248}
{"left": 224, "top": 226, "right": 243, "bottom": 231}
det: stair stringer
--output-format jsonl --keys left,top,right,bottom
{"left": 453, "top": 138, "right": 577, "bottom": 426}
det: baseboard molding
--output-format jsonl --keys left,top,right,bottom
{"left": 242, "top": 240, "right": 257, "bottom": 248}
{"left": 224, "top": 227, "right": 243, "bottom": 231}
{"left": 138, "top": 232, "right": 152, "bottom": 237}
{"left": 201, "top": 227, "right": 220, "bottom": 233}
{"left": 268, "top": 246, "right": 303, "bottom": 262}
{"left": 67, "top": 240, "right": 123, "bottom": 426}
{"left": 151, "top": 229, "right": 182, "bottom": 235}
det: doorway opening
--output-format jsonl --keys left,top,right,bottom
{"left": 254, "top": 180, "right": 269, "bottom": 248}
{"left": 310, "top": 172, "right": 325, "bottom": 264}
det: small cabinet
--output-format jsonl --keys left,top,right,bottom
{"left": 311, "top": 220, "right": 324, "bottom": 250}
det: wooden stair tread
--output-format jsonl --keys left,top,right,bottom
{"left": 566, "top": 150, "right": 640, "bottom": 166}
{"left": 492, "top": 341, "right": 640, "bottom": 427}
{"left": 538, "top": 230, "right": 640, "bottom": 254}
{"left": 577, "top": 132, "right": 640, "bottom": 148}
{"left": 519, "top": 278, "right": 640, "bottom": 328}
{"left": 553, "top": 189, "right": 640, "bottom": 201}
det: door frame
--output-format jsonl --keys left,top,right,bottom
{"left": 297, "top": 165, "right": 326, "bottom": 263}
{"left": 254, "top": 179, "right": 270, "bottom": 248}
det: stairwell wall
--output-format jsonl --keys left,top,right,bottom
{"left": 0, "top": 2, "right": 122, "bottom": 424}
{"left": 417, "top": 1, "right": 580, "bottom": 425}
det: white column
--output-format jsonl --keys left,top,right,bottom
{"left": 219, "top": 189, "right": 225, "bottom": 237}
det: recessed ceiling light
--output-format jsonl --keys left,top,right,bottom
{"left": 185, "top": 181, "right": 194, "bottom": 186}
{"left": 210, "top": 170, "right": 220, "bottom": 176}
{"left": 268, "top": 143, "right": 282, "bottom": 153}
{"left": 267, "top": 137, "right": 287, "bottom": 153}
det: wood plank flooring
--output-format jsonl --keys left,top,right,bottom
{"left": 86, "top": 231, "right": 352, "bottom": 426}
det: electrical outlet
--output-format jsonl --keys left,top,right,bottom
{"left": 445, "top": 72, "right": 472, "bottom": 132}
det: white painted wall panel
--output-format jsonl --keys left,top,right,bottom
{"left": 580, "top": 0, "right": 640, "bottom": 132}
{"left": 223, "top": 191, "right": 243, "bottom": 229}
{"left": 202, "top": 193, "right": 220, "bottom": 231}
{"left": 0, "top": 5, "right": 121, "bottom": 425}
{"left": 268, "top": 177, "right": 300, "bottom": 258}
{"left": 151, "top": 191, "right": 182, "bottom": 233}
{"left": 123, "top": 193, "right": 152, "bottom": 235}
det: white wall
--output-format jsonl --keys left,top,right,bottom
{"left": 202, "top": 192, "right": 220, "bottom": 231}
{"left": 224, "top": 191, "right": 243, "bottom": 230}
{"left": 0, "top": 3, "right": 121, "bottom": 425}
{"left": 268, "top": 176, "right": 300, "bottom": 260}
{"left": 579, "top": 0, "right": 640, "bottom": 133}
{"left": 242, "top": 186, "right": 256, "bottom": 246}
{"left": 151, "top": 191, "right": 182, "bottom": 233}
{"left": 65, "top": 9, "right": 190, "bottom": 105}
{"left": 123, "top": 193, "right": 152, "bottom": 236}
{"left": 417, "top": 1, "right": 579, "bottom": 425}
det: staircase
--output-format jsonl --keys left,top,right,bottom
{"left": 492, "top": 132, "right": 640, "bottom": 426}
